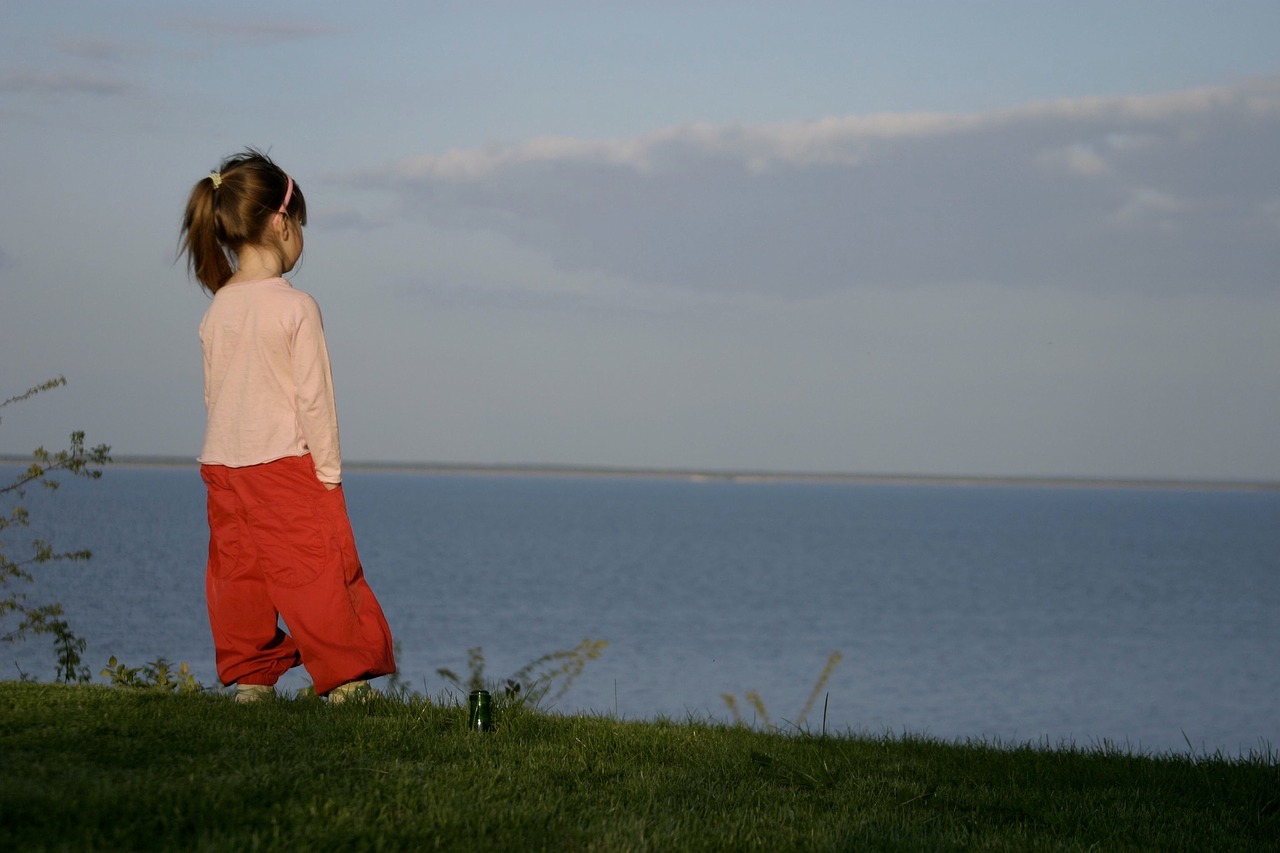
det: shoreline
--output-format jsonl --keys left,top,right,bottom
{"left": 5, "top": 454, "right": 1277, "bottom": 492}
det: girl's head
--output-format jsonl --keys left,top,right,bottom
{"left": 180, "top": 148, "right": 308, "bottom": 293}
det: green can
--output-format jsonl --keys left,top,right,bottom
{"left": 468, "top": 689, "right": 493, "bottom": 732}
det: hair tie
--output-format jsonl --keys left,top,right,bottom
{"left": 209, "top": 171, "right": 223, "bottom": 189}
{"left": 277, "top": 175, "right": 294, "bottom": 214}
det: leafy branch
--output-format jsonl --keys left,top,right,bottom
{"left": 1, "top": 376, "right": 111, "bottom": 683}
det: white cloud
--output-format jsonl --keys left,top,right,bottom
{"left": 1110, "top": 188, "right": 1185, "bottom": 227}
{"left": 342, "top": 78, "right": 1280, "bottom": 301}
{"left": 387, "top": 78, "right": 1280, "bottom": 178}
{"left": 1035, "top": 143, "right": 1110, "bottom": 177}
{"left": 1103, "top": 132, "right": 1160, "bottom": 152}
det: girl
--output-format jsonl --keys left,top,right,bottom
{"left": 180, "top": 149, "right": 395, "bottom": 703}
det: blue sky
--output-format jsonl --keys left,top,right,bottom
{"left": 2, "top": 2, "right": 1278, "bottom": 480}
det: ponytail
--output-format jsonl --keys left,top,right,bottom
{"left": 179, "top": 148, "right": 307, "bottom": 294}
{"left": 180, "top": 177, "right": 233, "bottom": 293}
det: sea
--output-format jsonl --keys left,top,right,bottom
{"left": 4, "top": 462, "right": 1278, "bottom": 757}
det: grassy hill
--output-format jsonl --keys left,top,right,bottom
{"left": 2, "top": 682, "right": 1276, "bottom": 851}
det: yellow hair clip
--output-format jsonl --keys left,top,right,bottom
{"left": 209, "top": 171, "right": 223, "bottom": 189}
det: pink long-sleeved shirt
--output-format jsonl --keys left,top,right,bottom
{"left": 198, "top": 277, "right": 342, "bottom": 484}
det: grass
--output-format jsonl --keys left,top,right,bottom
{"left": 1, "top": 682, "right": 1277, "bottom": 851}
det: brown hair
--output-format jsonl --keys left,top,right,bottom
{"left": 179, "top": 148, "right": 308, "bottom": 293}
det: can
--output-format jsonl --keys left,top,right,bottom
{"left": 468, "top": 689, "right": 493, "bottom": 732}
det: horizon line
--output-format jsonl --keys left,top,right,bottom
{"left": 5, "top": 453, "right": 1276, "bottom": 492}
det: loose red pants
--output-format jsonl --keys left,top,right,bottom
{"left": 201, "top": 455, "right": 396, "bottom": 696}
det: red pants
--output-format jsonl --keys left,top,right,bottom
{"left": 201, "top": 455, "right": 396, "bottom": 696}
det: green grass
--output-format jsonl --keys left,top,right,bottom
{"left": 1, "top": 682, "right": 1277, "bottom": 851}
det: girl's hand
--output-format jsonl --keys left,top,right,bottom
{"left": 323, "top": 482, "right": 340, "bottom": 491}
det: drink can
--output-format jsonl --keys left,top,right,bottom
{"left": 468, "top": 689, "right": 493, "bottom": 732}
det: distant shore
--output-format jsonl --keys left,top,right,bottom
{"left": 5, "top": 454, "right": 1276, "bottom": 492}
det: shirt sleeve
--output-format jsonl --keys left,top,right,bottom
{"left": 291, "top": 295, "right": 343, "bottom": 484}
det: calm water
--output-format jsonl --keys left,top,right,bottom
{"left": 5, "top": 464, "right": 1278, "bottom": 756}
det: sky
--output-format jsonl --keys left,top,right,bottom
{"left": 1, "top": 1, "right": 1278, "bottom": 481}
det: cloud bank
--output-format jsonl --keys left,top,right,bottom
{"left": 163, "top": 18, "right": 342, "bottom": 43}
{"left": 0, "top": 70, "right": 133, "bottom": 96}
{"left": 346, "top": 79, "right": 1280, "bottom": 300}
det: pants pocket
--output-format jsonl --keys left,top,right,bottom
{"left": 247, "top": 495, "right": 330, "bottom": 588}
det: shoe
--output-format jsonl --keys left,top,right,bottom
{"left": 327, "top": 680, "right": 374, "bottom": 704}
{"left": 234, "top": 684, "right": 276, "bottom": 703}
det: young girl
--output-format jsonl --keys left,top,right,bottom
{"left": 180, "top": 149, "right": 395, "bottom": 703}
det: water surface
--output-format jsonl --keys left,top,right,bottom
{"left": 5, "top": 464, "right": 1277, "bottom": 755}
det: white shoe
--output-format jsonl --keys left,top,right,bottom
{"left": 327, "top": 680, "right": 373, "bottom": 704}
{"left": 234, "top": 684, "right": 276, "bottom": 703}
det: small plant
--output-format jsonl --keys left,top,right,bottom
{"left": 437, "top": 638, "right": 608, "bottom": 710}
{"left": 723, "top": 690, "right": 773, "bottom": 731}
{"left": 1, "top": 377, "right": 111, "bottom": 683}
{"left": 100, "top": 656, "right": 145, "bottom": 689}
{"left": 723, "top": 650, "right": 843, "bottom": 734}
{"left": 101, "top": 656, "right": 205, "bottom": 692}
{"left": 142, "top": 658, "right": 204, "bottom": 692}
